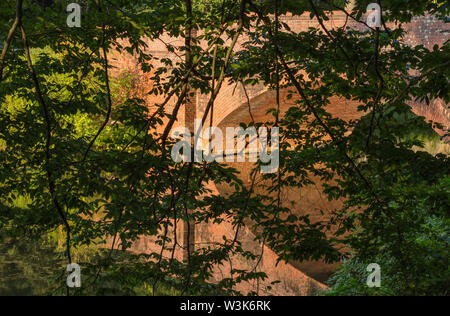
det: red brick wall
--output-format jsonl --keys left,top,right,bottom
{"left": 108, "top": 12, "right": 449, "bottom": 295}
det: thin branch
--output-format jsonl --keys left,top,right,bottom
{"left": 249, "top": 1, "right": 383, "bottom": 206}
{"left": 366, "top": 26, "right": 384, "bottom": 149}
{"left": 320, "top": 0, "right": 375, "bottom": 31}
{"left": 308, "top": 0, "right": 354, "bottom": 70}
{"left": 199, "top": 0, "right": 248, "bottom": 127}
{"left": 82, "top": 4, "right": 113, "bottom": 162}
{"left": 19, "top": 10, "right": 72, "bottom": 295}
{"left": 0, "top": 0, "right": 23, "bottom": 82}
{"left": 390, "top": 61, "right": 450, "bottom": 105}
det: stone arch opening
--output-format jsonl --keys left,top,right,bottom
{"left": 210, "top": 87, "right": 364, "bottom": 282}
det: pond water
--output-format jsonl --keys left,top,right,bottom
{"left": 0, "top": 239, "right": 64, "bottom": 296}
{"left": 0, "top": 238, "right": 178, "bottom": 296}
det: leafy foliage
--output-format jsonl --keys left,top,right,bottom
{"left": 0, "top": 0, "right": 448, "bottom": 296}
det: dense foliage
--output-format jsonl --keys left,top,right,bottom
{"left": 0, "top": 0, "right": 448, "bottom": 295}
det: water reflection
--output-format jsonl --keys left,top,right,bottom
{"left": 0, "top": 238, "right": 64, "bottom": 296}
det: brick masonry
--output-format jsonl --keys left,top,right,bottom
{"left": 108, "top": 12, "right": 449, "bottom": 295}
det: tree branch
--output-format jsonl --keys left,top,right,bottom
{"left": 0, "top": 0, "right": 23, "bottom": 83}
{"left": 19, "top": 9, "right": 72, "bottom": 296}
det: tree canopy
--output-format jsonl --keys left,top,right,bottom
{"left": 0, "top": 0, "right": 448, "bottom": 296}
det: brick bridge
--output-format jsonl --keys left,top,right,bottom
{"left": 109, "top": 10, "right": 449, "bottom": 295}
